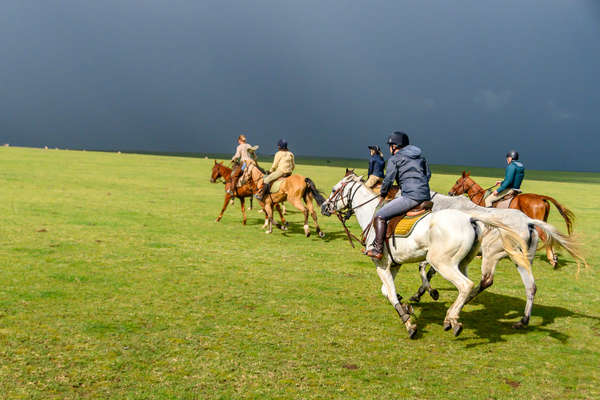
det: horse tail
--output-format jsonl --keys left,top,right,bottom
{"left": 304, "top": 177, "right": 326, "bottom": 206}
{"left": 537, "top": 195, "right": 575, "bottom": 235}
{"left": 471, "top": 215, "right": 532, "bottom": 273}
{"left": 528, "top": 220, "right": 588, "bottom": 275}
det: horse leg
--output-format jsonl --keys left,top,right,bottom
{"left": 287, "top": 196, "right": 311, "bottom": 237}
{"left": 275, "top": 203, "right": 287, "bottom": 230}
{"left": 216, "top": 193, "right": 232, "bottom": 222}
{"left": 427, "top": 255, "right": 474, "bottom": 337}
{"left": 512, "top": 263, "right": 537, "bottom": 329}
{"left": 305, "top": 193, "right": 324, "bottom": 238}
{"left": 264, "top": 202, "right": 274, "bottom": 234}
{"left": 410, "top": 262, "right": 439, "bottom": 303}
{"left": 376, "top": 264, "right": 417, "bottom": 339}
{"left": 239, "top": 197, "right": 246, "bottom": 225}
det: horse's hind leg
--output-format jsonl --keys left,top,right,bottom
{"left": 264, "top": 202, "right": 274, "bottom": 234}
{"left": 288, "top": 195, "right": 311, "bottom": 237}
{"left": 305, "top": 193, "right": 324, "bottom": 238}
{"left": 513, "top": 263, "right": 536, "bottom": 329}
{"left": 427, "top": 255, "right": 473, "bottom": 337}
{"left": 410, "top": 262, "right": 439, "bottom": 303}
{"left": 275, "top": 203, "right": 287, "bottom": 230}
{"left": 377, "top": 264, "right": 417, "bottom": 339}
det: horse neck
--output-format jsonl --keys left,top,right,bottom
{"left": 347, "top": 183, "right": 378, "bottom": 230}
{"left": 466, "top": 178, "right": 485, "bottom": 205}
{"left": 220, "top": 166, "right": 232, "bottom": 179}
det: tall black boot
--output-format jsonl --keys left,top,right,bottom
{"left": 366, "top": 216, "right": 386, "bottom": 260}
{"left": 255, "top": 182, "right": 270, "bottom": 201}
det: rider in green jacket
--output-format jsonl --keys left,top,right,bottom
{"left": 485, "top": 150, "right": 525, "bottom": 207}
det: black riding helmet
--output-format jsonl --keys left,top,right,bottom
{"left": 277, "top": 139, "right": 288, "bottom": 149}
{"left": 506, "top": 150, "right": 519, "bottom": 160}
{"left": 387, "top": 131, "right": 409, "bottom": 148}
{"left": 368, "top": 145, "right": 381, "bottom": 152}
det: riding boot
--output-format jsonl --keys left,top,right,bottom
{"left": 255, "top": 183, "right": 270, "bottom": 201}
{"left": 365, "top": 216, "right": 386, "bottom": 260}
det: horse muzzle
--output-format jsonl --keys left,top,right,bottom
{"left": 321, "top": 202, "right": 333, "bottom": 216}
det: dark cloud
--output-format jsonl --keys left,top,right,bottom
{"left": 1, "top": 0, "right": 598, "bottom": 170}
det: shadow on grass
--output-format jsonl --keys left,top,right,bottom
{"left": 410, "top": 290, "right": 600, "bottom": 346}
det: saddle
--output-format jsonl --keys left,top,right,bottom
{"left": 268, "top": 175, "right": 289, "bottom": 194}
{"left": 491, "top": 189, "right": 521, "bottom": 208}
{"left": 385, "top": 201, "right": 433, "bottom": 240}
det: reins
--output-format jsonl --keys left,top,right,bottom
{"left": 329, "top": 179, "right": 381, "bottom": 248}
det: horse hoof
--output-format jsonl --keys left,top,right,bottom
{"left": 512, "top": 321, "right": 528, "bottom": 329}
{"left": 405, "top": 304, "right": 414, "bottom": 315}
{"left": 396, "top": 294, "right": 403, "bottom": 302}
{"left": 265, "top": 231, "right": 271, "bottom": 234}
{"left": 318, "top": 231, "right": 325, "bottom": 238}
{"left": 453, "top": 323, "right": 463, "bottom": 337}
{"left": 408, "top": 327, "right": 418, "bottom": 339}
{"left": 429, "top": 289, "right": 440, "bottom": 301}
{"left": 443, "top": 321, "right": 451, "bottom": 331}
{"left": 409, "top": 295, "right": 420, "bottom": 303}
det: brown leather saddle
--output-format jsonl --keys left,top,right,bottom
{"left": 386, "top": 200, "right": 433, "bottom": 240}
{"left": 491, "top": 189, "right": 521, "bottom": 208}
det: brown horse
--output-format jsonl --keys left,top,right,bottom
{"left": 257, "top": 171, "right": 327, "bottom": 237}
{"left": 449, "top": 171, "right": 575, "bottom": 267}
{"left": 210, "top": 161, "right": 284, "bottom": 225}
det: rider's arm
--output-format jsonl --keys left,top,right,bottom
{"left": 368, "top": 157, "right": 374, "bottom": 176}
{"left": 290, "top": 153, "right": 295, "bottom": 171}
{"left": 231, "top": 144, "right": 243, "bottom": 162}
{"left": 424, "top": 158, "right": 431, "bottom": 181}
{"left": 380, "top": 159, "right": 398, "bottom": 197}
{"left": 497, "top": 163, "right": 516, "bottom": 192}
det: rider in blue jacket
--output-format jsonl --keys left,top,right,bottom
{"left": 366, "top": 145, "right": 385, "bottom": 189}
{"left": 485, "top": 150, "right": 525, "bottom": 207}
{"left": 366, "top": 132, "right": 432, "bottom": 259}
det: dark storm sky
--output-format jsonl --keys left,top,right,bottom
{"left": 2, "top": 1, "right": 599, "bottom": 171}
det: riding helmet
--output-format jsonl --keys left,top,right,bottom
{"left": 368, "top": 145, "right": 381, "bottom": 152}
{"left": 387, "top": 131, "right": 409, "bottom": 148}
{"left": 277, "top": 139, "right": 288, "bottom": 149}
{"left": 506, "top": 150, "right": 519, "bottom": 160}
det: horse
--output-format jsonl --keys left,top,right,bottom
{"left": 320, "top": 172, "right": 531, "bottom": 338}
{"left": 449, "top": 171, "right": 575, "bottom": 267}
{"left": 256, "top": 170, "right": 327, "bottom": 237}
{"left": 210, "top": 161, "right": 285, "bottom": 226}
{"left": 409, "top": 190, "right": 587, "bottom": 328}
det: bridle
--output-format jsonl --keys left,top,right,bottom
{"left": 450, "top": 177, "right": 496, "bottom": 202}
{"left": 326, "top": 178, "right": 381, "bottom": 248}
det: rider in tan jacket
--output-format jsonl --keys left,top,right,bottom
{"left": 255, "top": 139, "right": 294, "bottom": 200}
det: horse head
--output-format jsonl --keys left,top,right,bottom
{"left": 448, "top": 171, "right": 471, "bottom": 196}
{"left": 210, "top": 161, "right": 225, "bottom": 183}
{"left": 321, "top": 171, "right": 363, "bottom": 216}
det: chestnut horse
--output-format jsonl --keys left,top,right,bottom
{"left": 449, "top": 171, "right": 575, "bottom": 267}
{"left": 210, "top": 161, "right": 284, "bottom": 225}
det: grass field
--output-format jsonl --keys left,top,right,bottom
{"left": 1, "top": 146, "right": 599, "bottom": 399}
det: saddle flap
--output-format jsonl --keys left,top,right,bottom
{"left": 269, "top": 176, "right": 287, "bottom": 194}
{"left": 385, "top": 201, "right": 433, "bottom": 239}
{"left": 492, "top": 190, "right": 521, "bottom": 208}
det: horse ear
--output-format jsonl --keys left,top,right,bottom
{"left": 466, "top": 171, "right": 471, "bottom": 177}
{"left": 214, "top": 160, "right": 217, "bottom": 164}
{"left": 461, "top": 171, "right": 466, "bottom": 177}
{"left": 219, "top": 161, "right": 224, "bottom": 165}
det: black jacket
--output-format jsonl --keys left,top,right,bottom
{"left": 368, "top": 153, "right": 385, "bottom": 178}
{"left": 380, "top": 145, "right": 431, "bottom": 201}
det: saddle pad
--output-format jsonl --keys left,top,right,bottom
{"left": 393, "top": 211, "right": 431, "bottom": 238}
{"left": 492, "top": 191, "right": 520, "bottom": 209}
{"left": 270, "top": 177, "right": 285, "bottom": 194}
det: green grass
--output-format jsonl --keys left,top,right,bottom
{"left": 0, "top": 146, "right": 599, "bottom": 399}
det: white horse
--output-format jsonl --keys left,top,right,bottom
{"left": 410, "top": 191, "right": 587, "bottom": 327}
{"left": 321, "top": 173, "right": 531, "bottom": 338}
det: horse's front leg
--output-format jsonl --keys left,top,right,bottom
{"left": 239, "top": 197, "right": 247, "bottom": 225}
{"left": 216, "top": 193, "right": 232, "bottom": 222}
{"left": 275, "top": 203, "right": 287, "bottom": 230}
{"left": 376, "top": 263, "right": 417, "bottom": 339}
{"left": 409, "top": 262, "right": 439, "bottom": 302}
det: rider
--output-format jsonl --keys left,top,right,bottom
{"left": 366, "top": 132, "right": 432, "bottom": 260}
{"left": 365, "top": 145, "right": 385, "bottom": 189}
{"left": 255, "top": 139, "right": 295, "bottom": 201}
{"left": 485, "top": 150, "right": 525, "bottom": 207}
{"left": 229, "top": 134, "right": 257, "bottom": 194}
